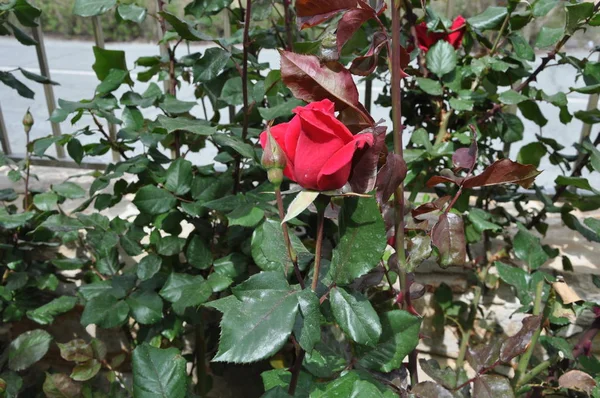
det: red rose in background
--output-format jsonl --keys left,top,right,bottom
{"left": 413, "top": 16, "right": 466, "bottom": 52}
{"left": 259, "top": 99, "right": 374, "bottom": 191}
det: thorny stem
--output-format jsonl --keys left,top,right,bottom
{"left": 471, "top": 12, "right": 510, "bottom": 91}
{"left": 288, "top": 347, "right": 305, "bottom": 395}
{"left": 276, "top": 189, "right": 305, "bottom": 289}
{"left": 435, "top": 108, "right": 452, "bottom": 145}
{"left": 514, "top": 280, "right": 545, "bottom": 387}
{"left": 311, "top": 205, "right": 326, "bottom": 291}
{"left": 282, "top": 0, "right": 293, "bottom": 51}
{"left": 91, "top": 114, "right": 129, "bottom": 160}
{"left": 517, "top": 358, "right": 555, "bottom": 390}
{"left": 233, "top": 0, "right": 252, "bottom": 194}
{"left": 23, "top": 129, "right": 31, "bottom": 211}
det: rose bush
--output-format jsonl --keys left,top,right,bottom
{"left": 259, "top": 99, "right": 373, "bottom": 191}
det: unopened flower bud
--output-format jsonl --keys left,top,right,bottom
{"left": 261, "top": 131, "right": 287, "bottom": 187}
{"left": 22, "top": 109, "right": 34, "bottom": 134}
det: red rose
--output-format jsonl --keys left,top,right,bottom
{"left": 259, "top": 99, "right": 374, "bottom": 191}
{"left": 413, "top": 15, "right": 466, "bottom": 52}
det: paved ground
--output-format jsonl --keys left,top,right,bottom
{"left": 0, "top": 37, "right": 597, "bottom": 186}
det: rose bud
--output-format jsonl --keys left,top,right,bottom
{"left": 22, "top": 109, "right": 34, "bottom": 134}
{"left": 261, "top": 130, "right": 287, "bottom": 187}
{"left": 259, "top": 99, "right": 374, "bottom": 191}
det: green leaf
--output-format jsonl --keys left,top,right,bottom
{"left": 117, "top": 4, "right": 147, "bottom": 23}
{"left": 0, "top": 371, "right": 22, "bottom": 398}
{"left": 10, "top": 22, "right": 37, "bottom": 45}
{"left": 259, "top": 98, "right": 305, "bottom": 120}
{"left": 535, "top": 26, "right": 564, "bottom": 48}
{"left": 252, "top": 219, "right": 313, "bottom": 273}
{"left": 19, "top": 68, "right": 58, "bottom": 85}
{"left": 222, "top": 77, "right": 246, "bottom": 106}
{"left": 295, "top": 289, "right": 322, "bottom": 353}
{"left": 517, "top": 142, "right": 547, "bottom": 167}
{"left": 159, "top": 11, "right": 212, "bottom": 41}
{"left": 132, "top": 344, "right": 187, "bottom": 398}
{"left": 39, "top": 215, "right": 84, "bottom": 232}
{"left": 407, "top": 235, "right": 432, "bottom": 271}
{"left": 186, "top": 235, "right": 212, "bottom": 270}
{"left": 426, "top": 41, "right": 457, "bottom": 77}
{"left": 330, "top": 197, "right": 386, "bottom": 285}
{"left": 495, "top": 261, "right": 531, "bottom": 305}
{"left": 212, "top": 134, "right": 255, "bottom": 159}
{"left": 207, "top": 272, "right": 300, "bottom": 363}
{"left": 193, "top": 47, "right": 231, "bottom": 82}
{"left": 133, "top": 186, "right": 177, "bottom": 215}
{"left": 8, "top": 0, "right": 41, "bottom": 27}
{"left": 468, "top": 7, "right": 508, "bottom": 30}
{"left": 26, "top": 296, "right": 77, "bottom": 325}
{"left": 158, "top": 115, "right": 216, "bottom": 136}
{"left": 330, "top": 287, "right": 382, "bottom": 346}
{"left": 467, "top": 208, "right": 501, "bottom": 233}
{"left": 0, "top": 211, "right": 34, "bottom": 229}
{"left": 73, "top": 0, "right": 116, "bottom": 16}
{"left": 8, "top": 329, "right": 53, "bottom": 371}
{"left": 575, "top": 109, "right": 600, "bottom": 124}
{"left": 227, "top": 205, "right": 265, "bottom": 227}
{"left": 92, "top": 46, "right": 129, "bottom": 83}
{"left": 157, "top": 235, "right": 186, "bottom": 256}
{"left": 159, "top": 273, "right": 212, "bottom": 314}
{"left": 499, "top": 90, "right": 528, "bottom": 105}
{"left": 513, "top": 228, "right": 549, "bottom": 270}
{"left": 67, "top": 138, "right": 84, "bottom": 164}
{"left": 80, "top": 295, "right": 130, "bottom": 328}
{"left": 532, "top": 0, "right": 559, "bottom": 17}
{"left": 449, "top": 97, "right": 474, "bottom": 111}
{"left": 207, "top": 273, "right": 233, "bottom": 292}
{"left": 556, "top": 176, "right": 599, "bottom": 193}
{"left": 126, "top": 290, "right": 163, "bottom": 325}
{"left": 518, "top": 101, "right": 548, "bottom": 127}
{"left": 159, "top": 95, "right": 196, "bottom": 114}
{"left": 358, "top": 310, "right": 421, "bottom": 372}
{"left": 52, "top": 182, "right": 86, "bottom": 199}
{"left": 137, "top": 254, "right": 162, "bottom": 281}
{"left": 500, "top": 112, "right": 524, "bottom": 143}
{"left": 509, "top": 33, "right": 535, "bottom": 61}
{"left": 70, "top": 359, "right": 101, "bottom": 382}
{"left": 585, "top": 217, "right": 600, "bottom": 235}
{"left": 0, "top": 71, "right": 34, "bottom": 99}
{"left": 57, "top": 339, "right": 94, "bottom": 362}
{"left": 416, "top": 77, "right": 443, "bottom": 96}
{"left": 566, "top": 2, "right": 594, "bottom": 34}
{"left": 96, "top": 69, "right": 128, "bottom": 94}
{"left": 165, "top": 158, "right": 193, "bottom": 196}
{"left": 33, "top": 192, "right": 58, "bottom": 211}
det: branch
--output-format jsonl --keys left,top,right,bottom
{"left": 91, "top": 114, "right": 129, "bottom": 160}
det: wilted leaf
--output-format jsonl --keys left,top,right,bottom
{"left": 558, "top": 370, "right": 596, "bottom": 394}
{"left": 473, "top": 375, "right": 514, "bottom": 398}
{"left": 552, "top": 281, "right": 582, "bottom": 305}
{"left": 348, "top": 126, "right": 386, "bottom": 194}
{"left": 432, "top": 213, "right": 466, "bottom": 267}
{"left": 283, "top": 190, "right": 319, "bottom": 223}
{"left": 43, "top": 373, "right": 82, "bottom": 398}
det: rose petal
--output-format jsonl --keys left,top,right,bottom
{"left": 293, "top": 98, "right": 336, "bottom": 115}
{"left": 296, "top": 106, "right": 354, "bottom": 144}
{"left": 447, "top": 15, "right": 466, "bottom": 49}
{"left": 317, "top": 134, "right": 373, "bottom": 190}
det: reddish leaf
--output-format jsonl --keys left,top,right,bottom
{"left": 431, "top": 213, "right": 466, "bottom": 267}
{"left": 412, "top": 382, "right": 455, "bottom": 398}
{"left": 337, "top": 8, "right": 375, "bottom": 53}
{"left": 467, "top": 340, "right": 502, "bottom": 373}
{"left": 296, "top": 0, "right": 357, "bottom": 29}
{"left": 500, "top": 315, "right": 542, "bottom": 362}
{"left": 357, "top": 0, "right": 387, "bottom": 13}
{"left": 453, "top": 140, "right": 478, "bottom": 171}
{"left": 376, "top": 153, "right": 407, "bottom": 204}
{"left": 349, "top": 126, "right": 386, "bottom": 194}
{"left": 426, "top": 159, "right": 542, "bottom": 189}
{"left": 349, "top": 32, "right": 389, "bottom": 76}
{"left": 280, "top": 50, "right": 370, "bottom": 120}
{"left": 412, "top": 196, "right": 451, "bottom": 219}
{"left": 338, "top": 103, "right": 375, "bottom": 133}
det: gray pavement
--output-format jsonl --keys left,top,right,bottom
{"left": 0, "top": 37, "right": 597, "bottom": 186}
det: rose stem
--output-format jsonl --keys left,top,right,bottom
{"left": 276, "top": 188, "right": 305, "bottom": 289}
{"left": 23, "top": 124, "right": 31, "bottom": 211}
{"left": 391, "top": 0, "right": 419, "bottom": 387}
{"left": 311, "top": 204, "right": 326, "bottom": 292}
{"left": 283, "top": 0, "right": 293, "bottom": 51}
{"left": 233, "top": 0, "right": 252, "bottom": 193}
{"left": 513, "top": 279, "right": 545, "bottom": 387}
